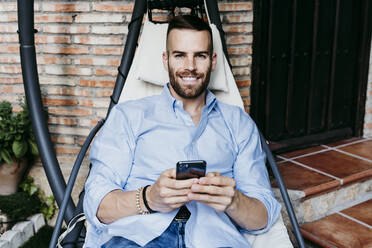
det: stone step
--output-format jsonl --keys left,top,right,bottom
{"left": 270, "top": 138, "right": 372, "bottom": 246}
{"left": 300, "top": 198, "right": 372, "bottom": 247}
{"left": 271, "top": 138, "right": 372, "bottom": 224}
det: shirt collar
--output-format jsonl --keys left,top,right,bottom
{"left": 161, "top": 83, "right": 217, "bottom": 113}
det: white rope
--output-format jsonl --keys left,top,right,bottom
{"left": 57, "top": 213, "right": 86, "bottom": 248}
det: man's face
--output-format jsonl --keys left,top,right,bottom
{"left": 162, "top": 29, "right": 217, "bottom": 99}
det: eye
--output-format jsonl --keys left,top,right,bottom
{"left": 196, "top": 53, "right": 207, "bottom": 59}
{"left": 174, "top": 54, "right": 184, "bottom": 58}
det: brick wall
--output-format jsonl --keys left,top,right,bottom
{"left": 364, "top": 41, "right": 372, "bottom": 137}
{"left": 0, "top": 1, "right": 253, "bottom": 199}
{"left": 0, "top": 1, "right": 252, "bottom": 165}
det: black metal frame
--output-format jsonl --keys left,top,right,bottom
{"left": 17, "top": 0, "right": 305, "bottom": 247}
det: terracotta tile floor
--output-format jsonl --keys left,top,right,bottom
{"left": 301, "top": 200, "right": 372, "bottom": 248}
{"left": 272, "top": 138, "right": 372, "bottom": 197}
{"left": 271, "top": 138, "right": 372, "bottom": 248}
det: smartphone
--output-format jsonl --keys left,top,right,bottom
{"left": 176, "top": 160, "right": 206, "bottom": 180}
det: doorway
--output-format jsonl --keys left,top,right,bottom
{"left": 251, "top": 0, "right": 372, "bottom": 152}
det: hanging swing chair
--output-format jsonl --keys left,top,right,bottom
{"left": 17, "top": 0, "right": 305, "bottom": 247}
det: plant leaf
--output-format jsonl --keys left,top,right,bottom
{"left": 28, "top": 139, "right": 39, "bottom": 156}
{"left": 0, "top": 149, "right": 12, "bottom": 164}
{"left": 12, "top": 140, "right": 28, "bottom": 158}
{"left": 29, "top": 185, "right": 38, "bottom": 195}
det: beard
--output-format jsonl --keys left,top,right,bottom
{"left": 168, "top": 63, "right": 212, "bottom": 99}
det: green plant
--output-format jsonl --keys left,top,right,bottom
{"left": 19, "top": 176, "right": 57, "bottom": 220}
{"left": 0, "top": 99, "right": 38, "bottom": 165}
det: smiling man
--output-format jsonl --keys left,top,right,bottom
{"left": 84, "top": 15, "right": 281, "bottom": 248}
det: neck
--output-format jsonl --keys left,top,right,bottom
{"left": 169, "top": 86, "right": 206, "bottom": 125}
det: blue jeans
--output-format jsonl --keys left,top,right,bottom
{"left": 101, "top": 220, "right": 187, "bottom": 248}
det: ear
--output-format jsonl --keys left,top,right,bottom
{"left": 162, "top": 51, "right": 169, "bottom": 72}
{"left": 211, "top": 52, "right": 217, "bottom": 72}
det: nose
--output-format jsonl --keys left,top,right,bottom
{"left": 185, "top": 55, "right": 196, "bottom": 71}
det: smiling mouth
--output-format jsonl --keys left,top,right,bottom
{"left": 181, "top": 76, "right": 198, "bottom": 81}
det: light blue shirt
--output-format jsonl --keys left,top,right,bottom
{"left": 84, "top": 84, "right": 281, "bottom": 247}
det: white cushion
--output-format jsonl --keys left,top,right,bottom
{"left": 134, "top": 20, "right": 229, "bottom": 92}
{"left": 118, "top": 17, "right": 293, "bottom": 248}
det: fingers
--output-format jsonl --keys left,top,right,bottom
{"left": 199, "top": 175, "right": 235, "bottom": 187}
{"left": 157, "top": 187, "right": 191, "bottom": 198}
{"left": 162, "top": 168, "right": 176, "bottom": 179}
{"left": 188, "top": 192, "right": 232, "bottom": 206}
{"left": 191, "top": 184, "right": 235, "bottom": 197}
{"left": 206, "top": 172, "right": 221, "bottom": 177}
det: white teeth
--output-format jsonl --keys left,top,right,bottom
{"left": 182, "top": 77, "right": 197, "bottom": 81}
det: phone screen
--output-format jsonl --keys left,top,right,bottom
{"left": 176, "top": 160, "right": 206, "bottom": 180}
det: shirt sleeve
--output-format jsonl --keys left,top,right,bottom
{"left": 83, "top": 105, "right": 136, "bottom": 231}
{"left": 232, "top": 110, "right": 281, "bottom": 235}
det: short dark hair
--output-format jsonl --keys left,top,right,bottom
{"left": 166, "top": 15, "right": 213, "bottom": 53}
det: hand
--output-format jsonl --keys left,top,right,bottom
{"left": 147, "top": 168, "right": 197, "bottom": 213}
{"left": 188, "top": 172, "right": 236, "bottom": 212}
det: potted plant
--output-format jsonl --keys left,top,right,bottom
{"left": 0, "top": 100, "right": 38, "bottom": 195}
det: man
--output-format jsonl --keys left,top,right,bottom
{"left": 84, "top": 15, "right": 281, "bottom": 248}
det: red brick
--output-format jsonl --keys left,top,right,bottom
{"left": 232, "top": 67, "right": 250, "bottom": 76}
{"left": 0, "top": 65, "right": 22, "bottom": 74}
{"left": 228, "top": 46, "right": 252, "bottom": 55}
{"left": 0, "top": 14, "right": 17, "bottom": 22}
{"left": 45, "top": 66, "right": 91, "bottom": 76}
{"left": 74, "top": 14, "right": 123, "bottom": 23}
{"left": 223, "top": 13, "right": 253, "bottom": 24}
{"left": 0, "top": 24, "right": 18, "bottom": 33}
{"left": 236, "top": 79, "right": 251, "bottom": 87}
{"left": 218, "top": 2, "right": 253, "bottom": 12}
{"left": 74, "top": 36, "right": 122, "bottom": 45}
{"left": 93, "top": 47, "right": 123, "bottom": 55}
{"left": 43, "top": 46, "right": 89, "bottom": 55}
{"left": 223, "top": 24, "right": 251, "bottom": 34}
{"left": 0, "top": 77, "right": 22, "bottom": 84}
{"left": 38, "top": 56, "right": 71, "bottom": 65}
{"left": 79, "top": 119, "right": 99, "bottom": 127}
{"left": 94, "top": 68, "right": 117, "bottom": 76}
{"left": 93, "top": 3, "right": 134, "bottom": 12}
{"left": 48, "top": 107, "right": 92, "bottom": 116}
{"left": 75, "top": 58, "right": 120, "bottom": 66}
{"left": 51, "top": 135, "right": 75, "bottom": 145}
{"left": 1, "top": 85, "right": 24, "bottom": 94}
{"left": 0, "top": 34, "right": 18, "bottom": 43}
{"left": 0, "top": 56, "right": 20, "bottom": 64}
{"left": 95, "top": 89, "right": 113, "bottom": 97}
{"left": 43, "top": 98, "right": 78, "bottom": 106}
{"left": 364, "top": 123, "right": 372, "bottom": 129}
{"left": 0, "top": 45, "right": 19, "bottom": 53}
{"left": 0, "top": 3, "right": 17, "bottom": 11}
{"left": 35, "top": 14, "right": 73, "bottom": 23}
{"left": 0, "top": 95, "right": 19, "bottom": 103}
{"left": 55, "top": 146, "right": 81, "bottom": 154}
{"left": 45, "top": 87, "right": 91, "bottom": 97}
{"left": 227, "top": 35, "right": 251, "bottom": 45}
{"left": 48, "top": 116, "right": 77, "bottom": 126}
{"left": 79, "top": 79, "right": 115, "bottom": 88}
{"left": 42, "top": 3, "right": 90, "bottom": 12}
{"left": 43, "top": 25, "right": 90, "bottom": 34}
{"left": 238, "top": 87, "right": 250, "bottom": 97}
{"left": 244, "top": 105, "right": 250, "bottom": 114}
{"left": 243, "top": 98, "right": 251, "bottom": 107}
{"left": 35, "top": 35, "right": 70, "bottom": 44}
